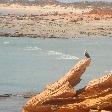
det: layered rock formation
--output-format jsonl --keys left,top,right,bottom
{"left": 22, "top": 57, "right": 112, "bottom": 112}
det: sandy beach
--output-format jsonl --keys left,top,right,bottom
{"left": 0, "top": 4, "right": 112, "bottom": 38}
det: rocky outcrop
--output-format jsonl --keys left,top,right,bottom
{"left": 56, "top": 74, "right": 112, "bottom": 112}
{"left": 88, "top": 8, "right": 112, "bottom": 15}
{"left": 22, "top": 57, "right": 112, "bottom": 112}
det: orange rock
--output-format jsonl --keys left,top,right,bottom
{"left": 22, "top": 56, "right": 112, "bottom": 112}
{"left": 22, "top": 57, "right": 91, "bottom": 112}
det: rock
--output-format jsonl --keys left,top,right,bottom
{"left": 77, "top": 73, "right": 112, "bottom": 99}
{"left": 101, "top": 110, "right": 112, "bottom": 112}
{"left": 22, "top": 57, "right": 91, "bottom": 112}
{"left": 0, "top": 94, "right": 12, "bottom": 98}
{"left": 13, "top": 92, "right": 37, "bottom": 98}
{"left": 22, "top": 56, "right": 112, "bottom": 112}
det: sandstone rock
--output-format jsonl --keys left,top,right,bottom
{"left": 77, "top": 73, "right": 112, "bottom": 99}
{"left": 22, "top": 57, "right": 112, "bottom": 112}
{"left": 22, "top": 57, "right": 91, "bottom": 112}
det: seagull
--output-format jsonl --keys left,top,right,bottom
{"left": 84, "top": 50, "right": 90, "bottom": 58}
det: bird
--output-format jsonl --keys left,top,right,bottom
{"left": 84, "top": 49, "right": 90, "bottom": 58}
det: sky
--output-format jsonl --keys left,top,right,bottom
{"left": 57, "top": 0, "right": 112, "bottom": 3}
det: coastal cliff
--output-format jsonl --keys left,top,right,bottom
{"left": 22, "top": 56, "right": 112, "bottom": 112}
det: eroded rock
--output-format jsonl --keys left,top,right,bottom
{"left": 22, "top": 57, "right": 112, "bottom": 112}
{"left": 22, "top": 58, "right": 91, "bottom": 112}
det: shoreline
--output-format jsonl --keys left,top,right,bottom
{"left": 0, "top": 34, "right": 111, "bottom": 39}
{"left": 0, "top": 4, "right": 112, "bottom": 38}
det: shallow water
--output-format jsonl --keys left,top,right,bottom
{"left": 0, "top": 37, "right": 112, "bottom": 112}
{"left": 0, "top": 96, "right": 27, "bottom": 112}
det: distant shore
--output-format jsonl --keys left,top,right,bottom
{"left": 0, "top": 4, "right": 112, "bottom": 38}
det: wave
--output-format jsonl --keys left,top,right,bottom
{"left": 57, "top": 55, "right": 79, "bottom": 60}
{"left": 47, "top": 50, "right": 79, "bottom": 60}
{"left": 47, "top": 50, "right": 62, "bottom": 55}
{"left": 24, "top": 47, "right": 79, "bottom": 60}
{"left": 24, "top": 47, "right": 42, "bottom": 51}
{"left": 3, "top": 41, "right": 10, "bottom": 44}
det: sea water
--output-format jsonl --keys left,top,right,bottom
{"left": 0, "top": 37, "right": 112, "bottom": 112}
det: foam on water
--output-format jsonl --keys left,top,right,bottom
{"left": 3, "top": 41, "right": 10, "bottom": 44}
{"left": 47, "top": 50, "right": 62, "bottom": 55}
{"left": 24, "top": 47, "right": 42, "bottom": 51}
{"left": 24, "top": 47, "right": 79, "bottom": 60}
{"left": 47, "top": 50, "right": 79, "bottom": 60}
{"left": 57, "top": 54, "right": 79, "bottom": 60}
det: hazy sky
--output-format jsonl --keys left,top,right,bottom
{"left": 57, "top": 0, "right": 112, "bottom": 3}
